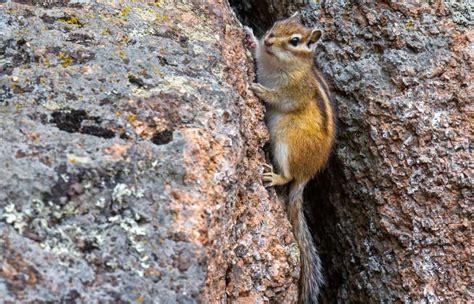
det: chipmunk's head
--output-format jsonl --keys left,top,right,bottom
{"left": 260, "top": 12, "right": 322, "bottom": 65}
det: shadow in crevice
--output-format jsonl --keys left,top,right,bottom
{"left": 229, "top": 0, "right": 309, "bottom": 36}
{"left": 229, "top": 0, "right": 280, "bottom": 36}
{"left": 305, "top": 154, "right": 346, "bottom": 303}
{"left": 305, "top": 146, "right": 373, "bottom": 303}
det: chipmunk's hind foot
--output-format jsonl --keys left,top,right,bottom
{"left": 262, "top": 164, "right": 291, "bottom": 187}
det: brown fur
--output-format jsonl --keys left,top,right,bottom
{"left": 282, "top": 69, "right": 334, "bottom": 184}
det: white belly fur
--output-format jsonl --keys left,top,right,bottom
{"left": 256, "top": 44, "right": 291, "bottom": 177}
{"left": 266, "top": 109, "right": 290, "bottom": 177}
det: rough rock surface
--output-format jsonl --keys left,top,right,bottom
{"left": 241, "top": 1, "right": 472, "bottom": 303}
{"left": 306, "top": 2, "right": 472, "bottom": 302}
{"left": 0, "top": 1, "right": 299, "bottom": 302}
{"left": 233, "top": 0, "right": 472, "bottom": 302}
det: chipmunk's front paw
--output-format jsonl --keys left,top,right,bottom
{"left": 243, "top": 26, "right": 258, "bottom": 50}
{"left": 250, "top": 83, "right": 270, "bottom": 98}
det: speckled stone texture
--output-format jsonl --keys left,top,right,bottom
{"left": 0, "top": 1, "right": 299, "bottom": 302}
{"left": 232, "top": 0, "right": 472, "bottom": 302}
{"left": 304, "top": 1, "right": 472, "bottom": 303}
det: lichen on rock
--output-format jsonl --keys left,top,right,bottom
{"left": 0, "top": 1, "right": 298, "bottom": 302}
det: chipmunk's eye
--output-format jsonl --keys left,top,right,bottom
{"left": 289, "top": 37, "right": 300, "bottom": 46}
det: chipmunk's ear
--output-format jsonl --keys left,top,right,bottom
{"left": 308, "top": 29, "right": 322, "bottom": 49}
{"left": 310, "top": 29, "right": 322, "bottom": 43}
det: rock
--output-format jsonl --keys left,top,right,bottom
{"left": 233, "top": 0, "right": 471, "bottom": 302}
{"left": 0, "top": 1, "right": 298, "bottom": 302}
{"left": 2, "top": 0, "right": 471, "bottom": 302}
{"left": 302, "top": 1, "right": 470, "bottom": 303}
{"left": 307, "top": 2, "right": 471, "bottom": 302}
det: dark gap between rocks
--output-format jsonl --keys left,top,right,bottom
{"left": 228, "top": 1, "right": 344, "bottom": 301}
{"left": 229, "top": 0, "right": 276, "bottom": 36}
{"left": 305, "top": 155, "right": 348, "bottom": 302}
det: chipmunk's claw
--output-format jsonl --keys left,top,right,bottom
{"left": 263, "top": 172, "right": 290, "bottom": 187}
{"left": 262, "top": 163, "right": 274, "bottom": 172}
{"left": 262, "top": 164, "right": 292, "bottom": 187}
{"left": 250, "top": 83, "right": 268, "bottom": 97}
{"left": 262, "top": 172, "right": 276, "bottom": 187}
{"left": 262, "top": 164, "right": 276, "bottom": 187}
{"left": 263, "top": 182, "right": 275, "bottom": 188}
{"left": 243, "top": 26, "right": 258, "bottom": 50}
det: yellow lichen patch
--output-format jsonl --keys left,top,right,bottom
{"left": 120, "top": 35, "right": 131, "bottom": 44}
{"left": 406, "top": 20, "right": 414, "bottom": 29}
{"left": 15, "top": 102, "right": 26, "bottom": 110}
{"left": 67, "top": 154, "right": 91, "bottom": 165}
{"left": 127, "top": 73, "right": 136, "bottom": 81}
{"left": 128, "top": 115, "right": 137, "bottom": 124}
{"left": 57, "top": 52, "right": 74, "bottom": 68}
{"left": 41, "top": 55, "right": 50, "bottom": 66}
{"left": 101, "top": 28, "right": 112, "bottom": 36}
{"left": 120, "top": 6, "right": 131, "bottom": 17}
{"left": 118, "top": 51, "right": 127, "bottom": 59}
{"left": 153, "top": 0, "right": 161, "bottom": 7}
{"left": 154, "top": 13, "right": 169, "bottom": 25}
{"left": 136, "top": 295, "right": 145, "bottom": 303}
{"left": 58, "top": 16, "right": 84, "bottom": 27}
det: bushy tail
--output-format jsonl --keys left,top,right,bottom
{"left": 288, "top": 183, "right": 324, "bottom": 304}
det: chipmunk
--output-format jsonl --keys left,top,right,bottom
{"left": 244, "top": 13, "right": 335, "bottom": 304}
